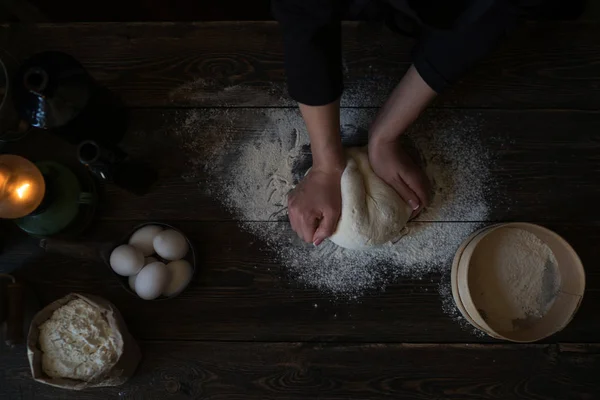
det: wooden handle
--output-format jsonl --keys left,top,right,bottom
{"left": 5, "top": 282, "right": 24, "bottom": 346}
{"left": 40, "top": 238, "right": 102, "bottom": 260}
{"left": 0, "top": 279, "right": 6, "bottom": 325}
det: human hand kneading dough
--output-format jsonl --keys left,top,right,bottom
{"left": 286, "top": 66, "right": 436, "bottom": 246}
{"left": 274, "top": 0, "right": 530, "bottom": 245}
{"left": 368, "top": 138, "right": 430, "bottom": 217}
{"left": 288, "top": 167, "right": 342, "bottom": 246}
{"left": 287, "top": 100, "right": 345, "bottom": 247}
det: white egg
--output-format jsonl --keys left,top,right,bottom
{"left": 109, "top": 245, "right": 144, "bottom": 276}
{"left": 153, "top": 229, "right": 189, "bottom": 261}
{"left": 163, "top": 260, "right": 193, "bottom": 297}
{"left": 134, "top": 262, "right": 169, "bottom": 300}
{"left": 145, "top": 256, "right": 158, "bottom": 265}
{"left": 128, "top": 274, "right": 138, "bottom": 291}
{"left": 129, "top": 225, "right": 164, "bottom": 256}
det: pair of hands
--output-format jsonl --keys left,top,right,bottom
{"left": 288, "top": 138, "right": 430, "bottom": 245}
{"left": 288, "top": 66, "right": 435, "bottom": 245}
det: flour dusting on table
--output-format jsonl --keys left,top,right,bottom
{"left": 175, "top": 108, "right": 493, "bottom": 299}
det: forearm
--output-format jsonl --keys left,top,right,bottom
{"left": 369, "top": 65, "right": 436, "bottom": 144}
{"left": 299, "top": 99, "right": 345, "bottom": 173}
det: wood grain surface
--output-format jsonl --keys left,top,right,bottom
{"left": 6, "top": 108, "right": 600, "bottom": 223}
{"left": 1, "top": 21, "right": 599, "bottom": 399}
{"left": 0, "top": 220, "right": 598, "bottom": 343}
{"left": 22, "top": 0, "right": 593, "bottom": 23}
{"left": 1, "top": 22, "right": 600, "bottom": 108}
{"left": 1, "top": 342, "right": 599, "bottom": 399}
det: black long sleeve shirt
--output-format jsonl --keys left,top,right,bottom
{"left": 273, "top": 0, "right": 542, "bottom": 106}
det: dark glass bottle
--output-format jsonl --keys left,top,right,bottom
{"left": 12, "top": 51, "right": 128, "bottom": 147}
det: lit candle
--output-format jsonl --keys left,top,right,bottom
{"left": 0, "top": 155, "right": 45, "bottom": 219}
{"left": 14, "top": 182, "right": 32, "bottom": 201}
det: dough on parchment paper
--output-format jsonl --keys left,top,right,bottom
{"left": 329, "top": 147, "right": 412, "bottom": 250}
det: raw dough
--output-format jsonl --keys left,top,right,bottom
{"left": 329, "top": 147, "right": 412, "bottom": 249}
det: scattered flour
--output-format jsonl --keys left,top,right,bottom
{"left": 470, "top": 228, "right": 561, "bottom": 332}
{"left": 439, "top": 276, "right": 486, "bottom": 338}
{"left": 175, "top": 107, "right": 494, "bottom": 303}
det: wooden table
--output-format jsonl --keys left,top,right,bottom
{"left": 0, "top": 21, "right": 599, "bottom": 399}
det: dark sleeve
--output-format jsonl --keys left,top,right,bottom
{"left": 413, "top": 0, "right": 519, "bottom": 93}
{"left": 272, "top": 0, "right": 343, "bottom": 106}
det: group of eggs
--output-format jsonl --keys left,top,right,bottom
{"left": 109, "top": 225, "right": 193, "bottom": 300}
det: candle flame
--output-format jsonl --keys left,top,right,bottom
{"left": 15, "top": 183, "right": 31, "bottom": 199}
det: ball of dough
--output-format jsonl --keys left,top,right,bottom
{"left": 129, "top": 225, "right": 163, "bottom": 256}
{"left": 328, "top": 147, "right": 412, "bottom": 249}
{"left": 163, "top": 260, "right": 193, "bottom": 297}
{"left": 109, "top": 244, "right": 144, "bottom": 276}
{"left": 134, "top": 262, "right": 169, "bottom": 300}
{"left": 153, "top": 229, "right": 189, "bottom": 261}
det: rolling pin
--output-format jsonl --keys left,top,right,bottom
{"left": 40, "top": 238, "right": 108, "bottom": 263}
{"left": 5, "top": 281, "right": 24, "bottom": 346}
{"left": 0, "top": 278, "right": 7, "bottom": 325}
{"left": 0, "top": 274, "right": 23, "bottom": 346}
{"left": 0, "top": 274, "right": 15, "bottom": 325}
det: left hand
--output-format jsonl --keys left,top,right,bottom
{"left": 287, "top": 166, "right": 343, "bottom": 246}
{"left": 368, "top": 137, "right": 430, "bottom": 216}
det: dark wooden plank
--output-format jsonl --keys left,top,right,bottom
{"left": 582, "top": 1, "right": 600, "bottom": 21}
{"left": 27, "top": 0, "right": 273, "bottom": 22}
{"left": 6, "top": 108, "right": 600, "bottom": 223}
{"left": 1, "top": 220, "right": 598, "bottom": 343}
{"left": 21, "top": 0, "right": 592, "bottom": 23}
{"left": 1, "top": 341, "right": 599, "bottom": 399}
{"left": 2, "top": 21, "right": 600, "bottom": 109}
{"left": 0, "top": 0, "right": 48, "bottom": 22}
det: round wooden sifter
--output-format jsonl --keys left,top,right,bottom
{"left": 40, "top": 222, "right": 196, "bottom": 301}
{"left": 452, "top": 222, "right": 585, "bottom": 342}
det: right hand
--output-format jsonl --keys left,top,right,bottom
{"left": 288, "top": 167, "right": 343, "bottom": 246}
{"left": 368, "top": 137, "right": 430, "bottom": 217}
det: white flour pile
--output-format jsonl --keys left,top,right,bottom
{"left": 470, "top": 228, "right": 561, "bottom": 332}
{"left": 175, "top": 108, "right": 494, "bottom": 299}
